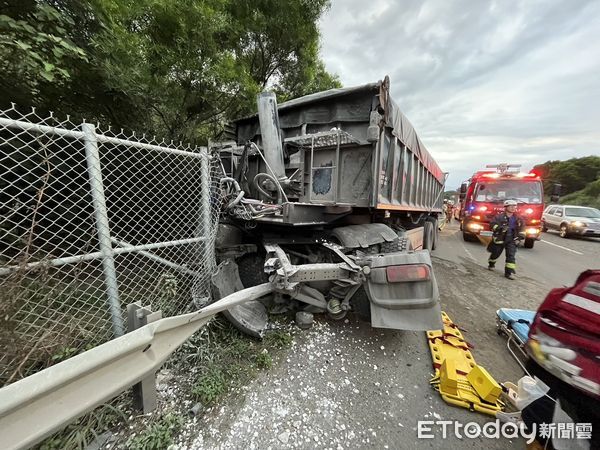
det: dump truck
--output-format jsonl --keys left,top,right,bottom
{"left": 211, "top": 76, "right": 446, "bottom": 336}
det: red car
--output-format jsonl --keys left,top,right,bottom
{"left": 526, "top": 270, "right": 599, "bottom": 444}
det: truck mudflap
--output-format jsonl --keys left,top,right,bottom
{"left": 364, "top": 250, "right": 443, "bottom": 331}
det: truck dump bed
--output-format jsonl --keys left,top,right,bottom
{"left": 226, "top": 78, "right": 444, "bottom": 213}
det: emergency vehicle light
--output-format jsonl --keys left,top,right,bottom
{"left": 468, "top": 223, "right": 483, "bottom": 231}
{"left": 524, "top": 208, "right": 534, "bottom": 214}
{"left": 386, "top": 264, "right": 431, "bottom": 283}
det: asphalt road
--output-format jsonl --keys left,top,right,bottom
{"left": 438, "top": 220, "right": 600, "bottom": 287}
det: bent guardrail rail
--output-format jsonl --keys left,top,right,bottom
{"left": 0, "top": 283, "right": 273, "bottom": 450}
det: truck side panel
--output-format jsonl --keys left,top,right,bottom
{"left": 374, "top": 126, "right": 444, "bottom": 212}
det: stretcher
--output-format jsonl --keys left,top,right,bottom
{"left": 496, "top": 308, "right": 535, "bottom": 371}
{"left": 428, "top": 312, "right": 505, "bottom": 416}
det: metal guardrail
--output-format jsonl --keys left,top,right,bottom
{"left": 0, "top": 283, "right": 273, "bottom": 450}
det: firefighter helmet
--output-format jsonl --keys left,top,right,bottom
{"left": 504, "top": 199, "right": 517, "bottom": 207}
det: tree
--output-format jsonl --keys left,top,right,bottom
{"left": 1, "top": 0, "right": 340, "bottom": 144}
{"left": 0, "top": 1, "right": 88, "bottom": 107}
{"left": 533, "top": 156, "right": 600, "bottom": 196}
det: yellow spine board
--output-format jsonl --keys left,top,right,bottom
{"left": 428, "top": 312, "right": 504, "bottom": 416}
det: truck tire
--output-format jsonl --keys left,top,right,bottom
{"left": 423, "top": 221, "right": 434, "bottom": 251}
{"left": 524, "top": 238, "right": 535, "bottom": 249}
{"left": 429, "top": 219, "right": 439, "bottom": 251}
{"left": 237, "top": 253, "right": 269, "bottom": 288}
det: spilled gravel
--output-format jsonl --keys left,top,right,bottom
{"left": 169, "top": 252, "right": 551, "bottom": 449}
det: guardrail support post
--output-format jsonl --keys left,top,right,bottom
{"left": 127, "top": 302, "right": 162, "bottom": 413}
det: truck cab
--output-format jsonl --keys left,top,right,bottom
{"left": 459, "top": 166, "right": 544, "bottom": 248}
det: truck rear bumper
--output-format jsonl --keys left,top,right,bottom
{"left": 364, "top": 250, "right": 443, "bottom": 331}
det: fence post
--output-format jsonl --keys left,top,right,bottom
{"left": 200, "top": 150, "right": 212, "bottom": 264}
{"left": 191, "top": 149, "right": 213, "bottom": 305}
{"left": 82, "top": 123, "right": 125, "bottom": 336}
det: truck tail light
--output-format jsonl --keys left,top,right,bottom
{"left": 386, "top": 264, "right": 431, "bottom": 283}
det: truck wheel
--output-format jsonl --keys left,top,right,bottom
{"left": 524, "top": 238, "right": 535, "bottom": 249}
{"left": 430, "top": 220, "right": 439, "bottom": 250}
{"left": 237, "top": 253, "right": 269, "bottom": 288}
{"left": 423, "top": 221, "right": 434, "bottom": 251}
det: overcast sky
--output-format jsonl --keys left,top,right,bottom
{"left": 319, "top": 0, "right": 600, "bottom": 189}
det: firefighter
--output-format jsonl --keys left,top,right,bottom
{"left": 487, "top": 199, "right": 525, "bottom": 280}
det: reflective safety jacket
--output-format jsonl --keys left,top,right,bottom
{"left": 490, "top": 213, "right": 525, "bottom": 244}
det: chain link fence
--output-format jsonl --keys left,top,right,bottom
{"left": 0, "top": 105, "right": 223, "bottom": 386}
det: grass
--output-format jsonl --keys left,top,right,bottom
{"left": 263, "top": 329, "right": 294, "bottom": 348}
{"left": 255, "top": 350, "right": 273, "bottom": 369}
{"left": 127, "top": 413, "right": 183, "bottom": 450}
{"left": 35, "top": 402, "right": 128, "bottom": 450}
{"left": 191, "top": 365, "right": 228, "bottom": 406}
{"left": 1, "top": 274, "right": 111, "bottom": 385}
{"left": 183, "top": 318, "right": 294, "bottom": 407}
{"left": 35, "top": 315, "right": 295, "bottom": 449}
{"left": 560, "top": 178, "right": 600, "bottom": 209}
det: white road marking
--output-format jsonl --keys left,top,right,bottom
{"left": 540, "top": 239, "right": 583, "bottom": 255}
{"left": 461, "top": 242, "right": 476, "bottom": 261}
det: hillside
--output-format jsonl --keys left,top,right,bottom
{"left": 533, "top": 156, "right": 600, "bottom": 208}
{"left": 559, "top": 178, "right": 600, "bottom": 209}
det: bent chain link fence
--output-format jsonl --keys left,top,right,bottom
{"left": 0, "top": 105, "right": 223, "bottom": 386}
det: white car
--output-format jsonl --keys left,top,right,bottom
{"left": 542, "top": 205, "right": 600, "bottom": 238}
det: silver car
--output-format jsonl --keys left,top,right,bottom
{"left": 542, "top": 204, "right": 600, "bottom": 238}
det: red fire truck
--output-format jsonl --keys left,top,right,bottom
{"left": 459, "top": 164, "right": 545, "bottom": 248}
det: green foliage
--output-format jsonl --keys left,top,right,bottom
{"left": 443, "top": 190, "right": 457, "bottom": 201}
{"left": 51, "top": 346, "right": 78, "bottom": 362}
{"left": 533, "top": 156, "right": 600, "bottom": 197}
{"left": 177, "top": 318, "right": 293, "bottom": 406}
{"left": 559, "top": 178, "right": 600, "bottom": 209}
{"left": 1, "top": 0, "right": 339, "bottom": 144}
{"left": 37, "top": 403, "right": 127, "bottom": 450}
{"left": 191, "top": 365, "right": 228, "bottom": 405}
{"left": 263, "top": 329, "right": 293, "bottom": 348}
{"left": 0, "top": 1, "right": 87, "bottom": 105}
{"left": 255, "top": 349, "right": 272, "bottom": 369}
{"left": 127, "top": 413, "right": 183, "bottom": 450}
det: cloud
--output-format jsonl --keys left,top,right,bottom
{"left": 319, "top": 0, "right": 600, "bottom": 188}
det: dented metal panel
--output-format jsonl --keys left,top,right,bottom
{"left": 230, "top": 78, "right": 444, "bottom": 213}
